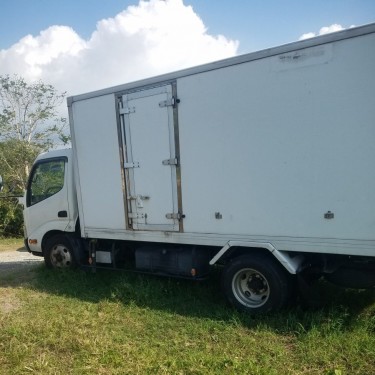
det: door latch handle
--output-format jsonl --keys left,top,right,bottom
{"left": 58, "top": 211, "right": 68, "bottom": 218}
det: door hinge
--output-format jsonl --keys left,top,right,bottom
{"left": 162, "top": 158, "right": 178, "bottom": 166}
{"left": 128, "top": 212, "right": 145, "bottom": 219}
{"left": 124, "top": 161, "right": 140, "bottom": 169}
{"left": 159, "top": 97, "right": 179, "bottom": 108}
{"left": 119, "top": 106, "right": 135, "bottom": 115}
{"left": 166, "top": 212, "right": 185, "bottom": 220}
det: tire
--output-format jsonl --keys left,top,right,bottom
{"left": 44, "top": 234, "right": 76, "bottom": 269}
{"left": 221, "top": 254, "right": 292, "bottom": 314}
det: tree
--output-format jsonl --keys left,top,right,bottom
{"left": 0, "top": 75, "right": 69, "bottom": 237}
{"left": 0, "top": 74, "right": 69, "bottom": 191}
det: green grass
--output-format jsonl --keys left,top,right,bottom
{"left": 0, "top": 237, "right": 24, "bottom": 252}
{"left": 0, "top": 260, "right": 374, "bottom": 375}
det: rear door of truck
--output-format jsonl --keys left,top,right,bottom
{"left": 119, "top": 84, "right": 181, "bottom": 232}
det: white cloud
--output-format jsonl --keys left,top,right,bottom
{"left": 0, "top": 0, "right": 238, "bottom": 107}
{"left": 0, "top": 26, "right": 87, "bottom": 83}
{"left": 299, "top": 32, "right": 316, "bottom": 40}
{"left": 299, "top": 23, "right": 347, "bottom": 40}
{"left": 319, "top": 24, "right": 345, "bottom": 35}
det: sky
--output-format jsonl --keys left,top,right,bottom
{"left": 0, "top": 0, "right": 374, "bottom": 106}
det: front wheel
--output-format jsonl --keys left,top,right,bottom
{"left": 44, "top": 234, "right": 76, "bottom": 269}
{"left": 222, "top": 254, "right": 292, "bottom": 313}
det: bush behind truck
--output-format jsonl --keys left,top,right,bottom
{"left": 14, "top": 23, "right": 375, "bottom": 313}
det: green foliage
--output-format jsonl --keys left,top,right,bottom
{"left": 0, "top": 197, "right": 23, "bottom": 237}
{"left": 0, "top": 139, "right": 42, "bottom": 191}
{"left": 0, "top": 139, "right": 39, "bottom": 237}
{"left": 0, "top": 75, "right": 70, "bottom": 237}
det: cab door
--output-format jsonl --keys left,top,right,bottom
{"left": 23, "top": 156, "right": 71, "bottom": 250}
{"left": 120, "top": 84, "right": 181, "bottom": 231}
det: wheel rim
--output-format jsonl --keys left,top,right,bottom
{"left": 232, "top": 268, "right": 270, "bottom": 308}
{"left": 50, "top": 244, "right": 72, "bottom": 268}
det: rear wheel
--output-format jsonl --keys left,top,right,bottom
{"left": 222, "top": 254, "right": 292, "bottom": 313}
{"left": 44, "top": 234, "right": 76, "bottom": 269}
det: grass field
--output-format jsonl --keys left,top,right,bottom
{"left": 0, "top": 238, "right": 24, "bottom": 252}
{"left": 0, "top": 241, "right": 374, "bottom": 374}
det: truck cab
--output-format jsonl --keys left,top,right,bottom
{"left": 23, "top": 148, "right": 77, "bottom": 256}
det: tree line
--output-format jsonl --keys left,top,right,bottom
{"left": 0, "top": 75, "right": 69, "bottom": 237}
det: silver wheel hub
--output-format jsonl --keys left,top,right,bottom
{"left": 50, "top": 244, "right": 72, "bottom": 268}
{"left": 232, "top": 268, "right": 270, "bottom": 308}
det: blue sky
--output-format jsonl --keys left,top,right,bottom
{"left": 187, "top": 0, "right": 375, "bottom": 52}
{"left": 1, "top": 0, "right": 374, "bottom": 52}
{"left": 0, "top": 0, "right": 374, "bottom": 98}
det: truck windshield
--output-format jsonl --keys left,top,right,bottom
{"left": 27, "top": 159, "right": 66, "bottom": 207}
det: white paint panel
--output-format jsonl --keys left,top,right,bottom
{"left": 71, "top": 94, "right": 126, "bottom": 231}
{"left": 177, "top": 33, "right": 375, "bottom": 241}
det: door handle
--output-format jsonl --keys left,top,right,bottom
{"left": 58, "top": 211, "right": 68, "bottom": 218}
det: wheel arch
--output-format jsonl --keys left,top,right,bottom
{"left": 209, "top": 241, "right": 304, "bottom": 274}
{"left": 41, "top": 230, "right": 66, "bottom": 255}
{"left": 42, "top": 230, "right": 84, "bottom": 265}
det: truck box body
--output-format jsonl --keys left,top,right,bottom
{"left": 22, "top": 24, "right": 375, "bottom": 312}
{"left": 68, "top": 24, "right": 375, "bottom": 257}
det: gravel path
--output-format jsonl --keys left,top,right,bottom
{"left": 0, "top": 249, "right": 44, "bottom": 272}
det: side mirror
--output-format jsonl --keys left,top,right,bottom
{"left": 0, "top": 175, "right": 3, "bottom": 192}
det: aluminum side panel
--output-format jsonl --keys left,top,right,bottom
{"left": 71, "top": 94, "right": 126, "bottom": 233}
{"left": 176, "top": 32, "right": 375, "bottom": 242}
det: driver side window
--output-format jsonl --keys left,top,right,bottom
{"left": 28, "top": 159, "right": 66, "bottom": 206}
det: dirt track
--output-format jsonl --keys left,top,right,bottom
{"left": 0, "top": 248, "right": 44, "bottom": 273}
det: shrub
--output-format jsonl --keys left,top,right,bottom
{"left": 0, "top": 197, "right": 23, "bottom": 237}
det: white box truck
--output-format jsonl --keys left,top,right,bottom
{"left": 22, "top": 23, "right": 375, "bottom": 313}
